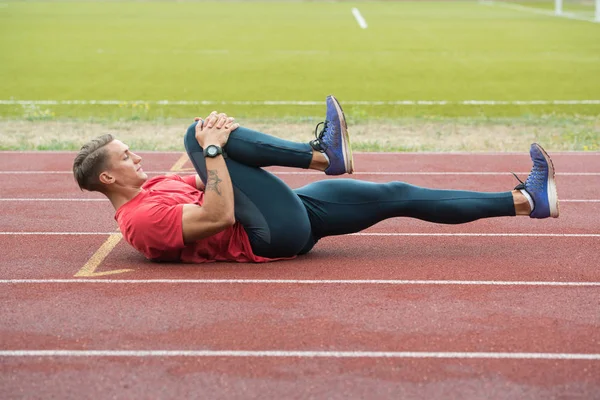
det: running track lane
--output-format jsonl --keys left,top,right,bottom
{"left": 1, "top": 151, "right": 599, "bottom": 399}
{"left": 2, "top": 173, "right": 600, "bottom": 199}
{"left": 1, "top": 201, "right": 597, "bottom": 233}
{"left": 0, "top": 283, "right": 599, "bottom": 398}
{"left": 1, "top": 357, "right": 597, "bottom": 399}
{"left": 1, "top": 235, "right": 599, "bottom": 282}
{"left": 1, "top": 151, "right": 599, "bottom": 173}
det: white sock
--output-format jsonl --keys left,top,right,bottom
{"left": 520, "top": 189, "right": 535, "bottom": 212}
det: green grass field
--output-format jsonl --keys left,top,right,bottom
{"left": 1, "top": 0, "right": 599, "bottom": 122}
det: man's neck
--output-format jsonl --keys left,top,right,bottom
{"left": 106, "top": 185, "right": 143, "bottom": 211}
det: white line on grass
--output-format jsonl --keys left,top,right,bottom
{"left": 0, "top": 198, "right": 597, "bottom": 203}
{"left": 0, "top": 350, "right": 599, "bottom": 360}
{"left": 351, "top": 8, "right": 368, "bottom": 29}
{"left": 1, "top": 232, "right": 599, "bottom": 237}
{"left": 2, "top": 100, "right": 600, "bottom": 106}
{"left": 481, "top": 1, "right": 598, "bottom": 23}
{"left": 1, "top": 279, "right": 599, "bottom": 287}
{"left": 1, "top": 171, "right": 599, "bottom": 176}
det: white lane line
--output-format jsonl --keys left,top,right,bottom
{"left": 351, "top": 233, "right": 600, "bottom": 237}
{"left": 1, "top": 350, "right": 599, "bottom": 360}
{"left": 273, "top": 171, "right": 600, "bottom": 176}
{"left": 1, "top": 232, "right": 599, "bottom": 237}
{"left": 0, "top": 232, "right": 116, "bottom": 235}
{"left": 0, "top": 150, "right": 185, "bottom": 155}
{"left": 347, "top": 151, "right": 600, "bottom": 156}
{"left": 351, "top": 8, "right": 368, "bottom": 29}
{"left": 1, "top": 171, "right": 600, "bottom": 176}
{"left": 0, "top": 232, "right": 599, "bottom": 237}
{"left": 1, "top": 279, "right": 599, "bottom": 286}
{"left": 1, "top": 151, "right": 599, "bottom": 156}
{"left": 480, "top": 1, "right": 598, "bottom": 23}
{"left": 0, "top": 171, "right": 83, "bottom": 174}
{"left": 1, "top": 198, "right": 598, "bottom": 202}
{"left": 2, "top": 99, "right": 600, "bottom": 106}
{"left": 0, "top": 198, "right": 106, "bottom": 202}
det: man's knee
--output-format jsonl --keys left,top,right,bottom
{"left": 184, "top": 121, "right": 202, "bottom": 153}
{"left": 184, "top": 121, "right": 208, "bottom": 181}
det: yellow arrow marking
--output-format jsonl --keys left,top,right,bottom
{"left": 170, "top": 153, "right": 189, "bottom": 172}
{"left": 74, "top": 233, "right": 132, "bottom": 277}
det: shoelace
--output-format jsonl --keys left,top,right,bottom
{"left": 512, "top": 163, "right": 545, "bottom": 192}
{"left": 311, "top": 121, "right": 329, "bottom": 151}
{"left": 511, "top": 172, "right": 526, "bottom": 191}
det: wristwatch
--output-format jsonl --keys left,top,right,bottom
{"left": 204, "top": 145, "right": 223, "bottom": 158}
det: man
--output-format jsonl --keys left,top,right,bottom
{"left": 73, "top": 96, "right": 559, "bottom": 263}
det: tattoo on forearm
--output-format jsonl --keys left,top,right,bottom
{"left": 205, "top": 170, "right": 223, "bottom": 196}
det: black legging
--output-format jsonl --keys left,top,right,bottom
{"left": 184, "top": 123, "right": 516, "bottom": 258}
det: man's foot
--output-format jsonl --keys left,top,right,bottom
{"left": 309, "top": 95, "right": 354, "bottom": 175}
{"left": 513, "top": 143, "right": 559, "bottom": 218}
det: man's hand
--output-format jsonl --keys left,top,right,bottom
{"left": 200, "top": 111, "right": 237, "bottom": 129}
{"left": 194, "top": 112, "right": 239, "bottom": 148}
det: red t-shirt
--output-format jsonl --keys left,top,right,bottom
{"left": 115, "top": 175, "right": 287, "bottom": 263}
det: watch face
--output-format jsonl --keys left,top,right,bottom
{"left": 208, "top": 146, "right": 217, "bottom": 156}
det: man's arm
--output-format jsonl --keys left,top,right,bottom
{"left": 181, "top": 112, "right": 239, "bottom": 243}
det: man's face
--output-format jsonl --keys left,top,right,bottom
{"left": 102, "top": 140, "right": 148, "bottom": 188}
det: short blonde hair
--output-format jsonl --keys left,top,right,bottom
{"left": 73, "top": 134, "right": 114, "bottom": 192}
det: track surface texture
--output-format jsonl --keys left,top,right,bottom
{"left": 1, "top": 150, "right": 599, "bottom": 400}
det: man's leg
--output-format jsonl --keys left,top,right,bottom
{"left": 188, "top": 123, "right": 314, "bottom": 170}
{"left": 184, "top": 126, "right": 313, "bottom": 258}
{"left": 294, "top": 143, "right": 558, "bottom": 253}
{"left": 182, "top": 96, "right": 353, "bottom": 257}
{"left": 187, "top": 96, "right": 353, "bottom": 175}
{"left": 295, "top": 180, "right": 515, "bottom": 243}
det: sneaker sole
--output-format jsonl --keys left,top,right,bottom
{"left": 329, "top": 95, "right": 354, "bottom": 174}
{"left": 534, "top": 143, "right": 559, "bottom": 218}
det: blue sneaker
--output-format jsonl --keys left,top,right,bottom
{"left": 513, "top": 143, "right": 559, "bottom": 218}
{"left": 309, "top": 95, "right": 354, "bottom": 175}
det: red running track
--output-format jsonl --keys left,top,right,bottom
{"left": 0, "top": 151, "right": 599, "bottom": 399}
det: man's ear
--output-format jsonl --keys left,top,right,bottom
{"left": 99, "top": 171, "right": 115, "bottom": 185}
